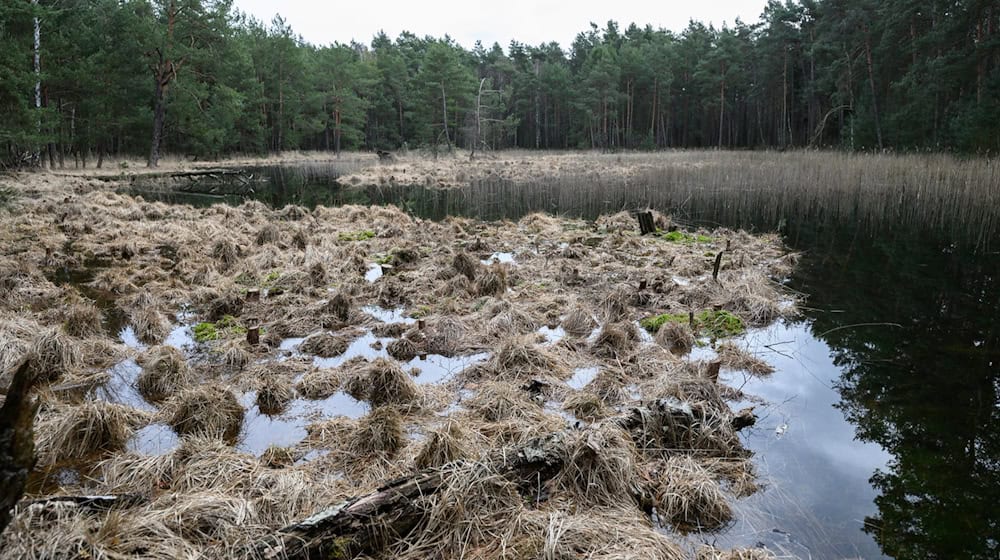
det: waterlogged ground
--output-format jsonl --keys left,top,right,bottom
{"left": 0, "top": 173, "right": 803, "bottom": 559}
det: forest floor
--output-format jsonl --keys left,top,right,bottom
{"left": 0, "top": 165, "right": 797, "bottom": 559}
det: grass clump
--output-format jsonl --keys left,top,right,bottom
{"left": 641, "top": 310, "right": 745, "bottom": 338}
{"left": 36, "top": 401, "right": 149, "bottom": 464}
{"left": 351, "top": 406, "right": 404, "bottom": 458}
{"left": 137, "top": 345, "right": 193, "bottom": 402}
{"left": 26, "top": 327, "right": 82, "bottom": 383}
{"left": 652, "top": 456, "right": 733, "bottom": 533}
{"left": 165, "top": 384, "right": 245, "bottom": 442}
{"left": 415, "top": 422, "right": 470, "bottom": 469}
{"left": 337, "top": 230, "right": 376, "bottom": 242}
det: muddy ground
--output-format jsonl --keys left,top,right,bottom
{"left": 0, "top": 164, "right": 797, "bottom": 559}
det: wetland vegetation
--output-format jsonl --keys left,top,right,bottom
{"left": 1, "top": 0, "right": 998, "bottom": 558}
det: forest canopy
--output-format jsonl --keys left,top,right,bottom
{"left": 1, "top": 0, "right": 997, "bottom": 167}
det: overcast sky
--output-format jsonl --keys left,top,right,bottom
{"left": 231, "top": 0, "right": 770, "bottom": 51}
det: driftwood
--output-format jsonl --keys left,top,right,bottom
{"left": 0, "top": 362, "right": 39, "bottom": 536}
{"left": 251, "top": 398, "right": 754, "bottom": 558}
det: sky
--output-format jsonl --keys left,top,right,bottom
{"left": 231, "top": 0, "right": 770, "bottom": 51}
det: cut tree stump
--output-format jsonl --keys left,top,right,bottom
{"left": 636, "top": 211, "right": 656, "bottom": 235}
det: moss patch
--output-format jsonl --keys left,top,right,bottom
{"left": 193, "top": 315, "right": 247, "bottom": 343}
{"left": 641, "top": 310, "right": 745, "bottom": 338}
{"left": 659, "top": 230, "right": 714, "bottom": 243}
{"left": 338, "top": 230, "right": 376, "bottom": 242}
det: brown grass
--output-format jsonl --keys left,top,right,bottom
{"left": 557, "top": 422, "right": 640, "bottom": 506}
{"left": 164, "top": 384, "right": 245, "bottom": 442}
{"left": 62, "top": 301, "right": 103, "bottom": 338}
{"left": 137, "top": 345, "right": 193, "bottom": 402}
{"left": 35, "top": 401, "right": 149, "bottom": 465}
{"left": 415, "top": 421, "right": 471, "bottom": 469}
{"left": 651, "top": 456, "right": 733, "bottom": 532}
{"left": 298, "top": 331, "right": 350, "bottom": 358}
{"left": 717, "top": 342, "right": 775, "bottom": 376}
{"left": 351, "top": 406, "right": 405, "bottom": 458}
{"left": 26, "top": 327, "right": 81, "bottom": 383}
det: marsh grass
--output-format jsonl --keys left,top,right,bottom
{"left": 385, "top": 151, "right": 999, "bottom": 248}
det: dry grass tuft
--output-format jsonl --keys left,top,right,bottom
{"left": 561, "top": 306, "right": 597, "bottom": 338}
{"left": 487, "top": 336, "right": 563, "bottom": 380}
{"left": 475, "top": 263, "right": 508, "bottom": 296}
{"left": 562, "top": 391, "right": 609, "bottom": 421}
{"left": 260, "top": 445, "right": 296, "bottom": 468}
{"left": 600, "top": 287, "right": 632, "bottom": 322}
{"left": 137, "top": 345, "right": 193, "bottom": 402}
{"left": 130, "top": 306, "right": 170, "bottom": 344}
{"left": 347, "top": 357, "right": 421, "bottom": 408}
{"left": 325, "top": 293, "right": 352, "bottom": 321}
{"left": 557, "top": 422, "right": 640, "bottom": 506}
{"left": 452, "top": 251, "right": 478, "bottom": 281}
{"left": 212, "top": 238, "right": 242, "bottom": 268}
{"left": 255, "top": 223, "right": 282, "bottom": 245}
{"left": 513, "top": 508, "right": 686, "bottom": 560}
{"left": 717, "top": 342, "right": 775, "bottom": 376}
{"left": 652, "top": 456, "right": 733, "bottom": 532}
{"left": 466, "top": 381, "right": 541, "bottom": 423}
{"left": 415, "top": 421, "right": 470, "bottom": 469}
{"left": 36, "top": 401, "right": 149, "bottom": 464}
{"left": 256, "top": 376, "right": 294, "bottom": 415}
{"left": 165, "top": 384, "right": 245, "bottom": 442}
{"left": 592, "top": 321, "right": 639, "bottom": 358}
{"left": 298, "top": 332, "right": 350, "bottom": 358}
{"left": 62, "top": 301, "right": 103, "bottom": 338}
{"left": 656, "top": 320, "right": 696, "bottom": 355}
{"left": 222, "top": 342, "right": 251, "bottom": 371}
{"left": 387, "top": 336, "right": 420, "bottom": 361}
{"left": 26, "top": 327, "right": 81, "bottom": 383}
{"left": 351, "top": 406, "right": 405, "bottom": 457}
{"left": 296, "top": 367, "right": 341, "bottom": 400}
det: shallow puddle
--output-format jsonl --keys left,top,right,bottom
{"left": 238, "top": 390, "right": 368, "bottom": 456}
{"left": 362, "top": 305, "right": 415, "bottom": 324}
{"left": 128, "top": 423, "right": 179, "bottom": 455}
{"left": 407, "top": 352, "right": 489, "bottom": 384}
{"left": 481, "top": 252, "right": 515, "bottom": 265}
{"left": 364, "top": 264, "right": 383, "bottom": 283}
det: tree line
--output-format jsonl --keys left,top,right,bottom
{"left": 1, "top": 0, "right": 997, "bottom": 168}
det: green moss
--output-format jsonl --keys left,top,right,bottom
{"left": 234, "top": 271, "right": 257, "bottom": 287}
{"left": 659, "top": 230, "right": 714, "bottom": 243}
{"left": 193, "top": 322, "right": 220, "bottom": 342}
{"left": 262, "top": 270, "right": 281, "bottom": 284}
{"left": 410, "top": 304, "right": 431, "bottom": 319}
{"left": 193, "top": 315, "right": 246, "bottom": 343}
{"left": 640, "top": 310, "right": 745, "bottom": 338}
{"left": 640, "top": 313, "right": 689, "bottom": 333}
{"left": 338, "top": 230, "right": 376, "bottom": 242}
{"left": 373, "top": 253, "right": 392, "bottom": 265}
{"left": 696, "top": 310, "right": 745, "bottom": 338}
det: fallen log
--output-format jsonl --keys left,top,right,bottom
{"left": 253, "top": 433, "right": 566, "bottom": 559}
{"left": 252, "top": 397, "right": 753, "bottom": 559}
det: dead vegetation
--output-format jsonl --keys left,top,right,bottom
{"left": 0, "top": 168, "right": 798, "bottom": 559}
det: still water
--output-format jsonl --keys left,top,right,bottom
{"left": 127, "top": 164, "right": 1000, "bottom": 559}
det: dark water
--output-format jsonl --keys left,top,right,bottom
{"left": 128, "top": 165, "right": 1000, "bottom": 559}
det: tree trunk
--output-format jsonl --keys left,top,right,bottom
{"left": 440, "top": 82, "right": 450, "bottom": 148}
{"left": 32, "top": 0, "right": 41, "bottom": 167}
{"left": 148, "top": 75, "right": 166, "bottom": 167}
{"left": 862, "top": 25, "right": 884, "bottom": 150}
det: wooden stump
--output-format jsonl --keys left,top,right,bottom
{"left": 636, "top": 211, "right": 656, "bottom": 235}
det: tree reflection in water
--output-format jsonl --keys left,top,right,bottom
{"left": 791, "top": 224, "right": 1000, "bottom": 559}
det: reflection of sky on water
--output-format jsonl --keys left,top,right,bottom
{"left": 712, "top": 320, "right": 891, "bottom": 559}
